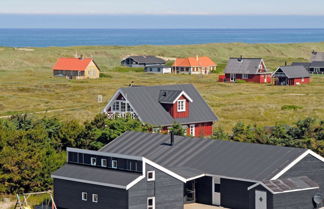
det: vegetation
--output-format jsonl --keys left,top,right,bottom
{"left": 212, "top": 117, "right": 324, "bottom": 155}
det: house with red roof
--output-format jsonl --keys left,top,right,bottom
{"left": 172, "top": 56, "right": 217, "bottom": 75}
{"left": 52, "top": 57, "right": 100, "bottom": 79}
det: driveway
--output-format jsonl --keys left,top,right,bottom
{"left": 185, "top": 203, "right": 229, "bottom": 209}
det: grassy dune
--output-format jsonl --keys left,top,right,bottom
{"left": 0, "top": 43, "right": 324, "bottom": 131}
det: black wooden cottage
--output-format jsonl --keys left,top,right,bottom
{"left": 52, "top": 131, "right": 324, "bottom": 209}
{"left": 121, "top": 56, "right": 166, "bottom": 67}
{"left": 292, "top": 61, "right": 324, "bottom": 74}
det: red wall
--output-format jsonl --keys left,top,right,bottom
{"left": 163, "top": 95, "right": 190, "bottom": 118}
{"left": 224, "top": 74, "right": 271, "bottom": 83}
{"left": 185, "top": 122, "right": 213, "bottom": 137}
{"left": 289, "top": 77, "right": 310, "bottom": 85}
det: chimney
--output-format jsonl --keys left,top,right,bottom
{"left": 79, "top": 54, "right": 84, "bottom": 60}
{"left": 170, "top": 131, "right": 174, "bottom": 146}
{"left": 238, "top": 55, "right": 243, "bottom": 62}
{"left": 196, "top": 55, "right": 199, "bottom": 61}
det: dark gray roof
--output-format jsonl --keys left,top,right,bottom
{"left": 125, "top": 56, "right": 166, "bottom": 64}
{"left": 291, "top": 62, "right": 311, "bottom": 69}
{"left": 310, "top": 61, "right": 324, "bottom": 68}
{"left": 100, "top": 131, "right": 307, "bottom": 181}
{"left": 262, "top": 176, "right": 319, "bottom": 193}
{"left": 159, "top": 90, "right": 183, "bottom": 104}
{"left": 224, "top": 58, "right": 268, "bottom": 74}
{"left": 119, "top": 84, "right": 218, "bottom": 126}
{"left": 311, "top": 52, "right": 324, "bottom": 62}
{"left": 52, "top": 163, "right": 140, "bottom": 187}
{"left": 276, "top": 66, "right": 310, "bottom": 79}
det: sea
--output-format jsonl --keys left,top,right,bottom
{"left": 0, "top": 28, "right": 324, "bottom": 47}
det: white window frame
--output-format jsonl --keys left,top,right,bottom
{"left": 101, "top": 159, "right": 107, "bottom": 167}
{"left": 147, "top": 197, "right": 155, "bottom": 209}
{"left": 112, "top": 160, "right": 118, "bottom": 169}
{"left": 147, "top": 171, "right": 155, "bottom": 181}
{"left": 112, "top": 101, "right": 120, "bottom": 111}
{"left": 91, "top": 157, "right": 96, "bottom": 166}
{"left": 242, "top": 74, "right": 249, "bottom": 79}
{"left": 81, "top": 192, "right": 88, "bottom": 201}
{"left": 92, "top": 194, "right": 98, "bottom": 203}
{"left": 189, "top": 124, "right": 195, "bottom": 136}
{"left": 177, "top": 100, "right": 186, "bottom": 112}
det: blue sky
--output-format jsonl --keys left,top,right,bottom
{"left": 1, "top": 0, "right": 324, "bottom": 28}
{"left": 1, "top": 0, "right": 324, "bottom": 15}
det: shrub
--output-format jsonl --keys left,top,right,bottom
{"left": 236, "top": 79, "right": 247, "bottom": 83}
{"left": 281, "top": 105, "right": 303, "bottom": 111}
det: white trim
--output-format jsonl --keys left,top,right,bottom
{"left": 147, "top": 171, "right": 155, "bottom": 181}
{"left": 271, "top": 150, "right": 324, "bottom": 180}
{"left": 189, "top": 124, "right": 195, "bottom": 136}
{"left": 205, "top": 174, "right": 258, "bottom": 183}
{"left": 90, "top": 157, "right": 96, "bottom": 166}
{"left": 172, "top": 91, "right": 193, "bottom": 103}
{"left": 112, "top": 160, "right": 118, "bottom": 169}
{"left": 248, "top": 182, "right": 319, "bottom": 194}
{"left": 186, "top": 174, "right": 206, "bottom": 182}
{"left": 51, "top": 175, "right": 127, "bottom": 189}
{"left": 101, "top": 159, "right": 107, "bottom": 167}
{"left": 126, "top": 175, "right": 145, "bottom": 190}
{"left": 143, "top": 158, "right": 187, "bottom": 182}
{"left": 92, "top": 194, "right": 98, "bottom": 203}
{"left": 67, "top": 147, "right": 142, "bottom": 161}
{"left": 147, "top": 197, "right": 155, "bottom": 209}
{"left": 81, "top": 192, "right": 88, "bottom": 201}
{"left": 177, "top": 99, "right": 186, "bottom": 112}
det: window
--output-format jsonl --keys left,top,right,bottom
{"left": 147, "top": 197, "right": 155, "bottom": 209}
{"left": 242, "top": 74, "right": 249, "bottom": 79}
{"left": 121, "top": 102, "right": 126, "bottom": 112}
{"left": 127, "top": 103, "right": 133, "bottom": 112}
{"left": 302, "top": 77, "right": 304, "bottom": 82}
{"left": 189, "top": 124, "right": 195, "bottom": 136}
{"left": 92, "top": 194, "right": 98, "bottom": 203}
{"left": 82, "top": 192, "right": 87, "bottom": 201}
{"left": 91, "top": 157, "right": 96, "bottom": 166}
{"left": 112, "top": 101, "right": 120, "bottom": 111}
{"left": 112, "top": 160, "right": 118, "bottom": 169}
{"left": 147, "top": 171, "right": 155, "bottom": 181}
{"left": 177, "top": 100, "right": 186, "bottom": 112}
{"left": 101, "top": 159, "right": 107, "bottom": 167}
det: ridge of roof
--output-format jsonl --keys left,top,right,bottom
{"left": 53, "top": 57, "right": 93, "bottom": 71}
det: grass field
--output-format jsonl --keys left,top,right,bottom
{"left": 0, "top": 43, "right": 324, "bottom": 131}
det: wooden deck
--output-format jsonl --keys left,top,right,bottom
{"left": 184, "top": 203, "right": 229, "bottom": 209}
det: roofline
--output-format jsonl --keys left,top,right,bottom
{"left": 270, "top": 150, "right": 324, "bottom": 180}
{"left": 247, "top": 182, "right": 319, "bottom": 194}
{"left": 67, "top": 147, "right": 142, "bottom": 161}
{"left": 51, "top": 175, "right": 127, "bottom": 190}
{"left": 172, "top": 91, "right": 193, "bottom": 103}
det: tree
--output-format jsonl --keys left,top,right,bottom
{"left": 169, "top": 123, "right": 185, "bottom": 136}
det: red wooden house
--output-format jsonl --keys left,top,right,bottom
{"left": 103, "top": 84, "right": 218, "bottom": 137}
{"left": 272, "top": 66, "right": 310, "bottom": 85}
{"left": 223, "top": 57, "right": 272, "bottom": 83}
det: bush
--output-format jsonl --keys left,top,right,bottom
{"left": 235, "top": 79, "right": 247, "bottom": 83}
{"left": 281, "top": 105, "right": 303, "bottom": 111}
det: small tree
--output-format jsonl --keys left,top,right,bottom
{"left": 170, "top": 123, "right": 185, "bottom": 136}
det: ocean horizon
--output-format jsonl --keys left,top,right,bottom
{"left": 1, "top": 28, "right": 324, "bottom": 47}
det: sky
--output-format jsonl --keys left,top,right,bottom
{"left": 1, "top": 0, "right": 324, "bottom": 28}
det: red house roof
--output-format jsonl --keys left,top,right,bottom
{"left": 53, "top": 58, "right": 93, "bottom": 71}
{"left": 172, "top": 56, "right": 216, "bottom": 67}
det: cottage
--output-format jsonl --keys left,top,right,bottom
{"left": 223, "top": 57, "right": 272, "bottom": 83}
{"left": 103, "top": 84, "right": 218, "bottom": 137}
{"left": 272, "top": 66, "right": 310, "bottom": 85}
{"left": 311, "top": 51, "right": 324, "bottom": 62}
{"left": 53, "top": 57, "right": 100, "bottom": 79}
{"left": 144, "top": 65, "right": 172, "bottom": 74}
{"left": 121, "top": 56, "right": 166, "bottom": 67}
{"left": 52, "top": 131, "right": 324, "bottom": 209}
{"left": 292, "top": 61, "right": 324, "bottom": 74}
{"left": 172, "top": 56, "right": 216, "bottom": 75}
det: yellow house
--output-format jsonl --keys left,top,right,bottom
{"left": 53, "top": 57, "right": 101, "bottom": 79}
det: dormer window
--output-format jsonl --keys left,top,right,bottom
{"left": 177, "top": 100, "right": 186, "bottom": 112}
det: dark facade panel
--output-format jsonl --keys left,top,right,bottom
{"left": 196, "top": 176, "right": 212, "bottom": 205}
{"left": 221, "top": 179, "right": 254, "bottom": 209}
{"left": 54, "top": 179, "right": 128, "bottom": 209}
{"left": 249, "top": 185, "right": 274, "bottom": 209}
{"left": 273, "top": 189, "right": 320, "bottom": 209}
{"left": 67, "top": 151, "right": 142, "bottom": 173}
{"left": 128, "top": 164, "right": 184, "bottom": 209}
{"left": 281, "top": 154, "right": 324, "bottom": 195}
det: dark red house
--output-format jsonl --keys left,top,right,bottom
{"left": 272, "top": 66, "right": 310, "bottom": 85}
{"left": 103, "top": 84, "right": 218, "bottom": 137}
{"left": 223, "top": 57, "right": 272, "bottom": 83}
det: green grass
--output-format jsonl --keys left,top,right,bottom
{"left": 0, "top": 43, "right": 324, "bottom": 131}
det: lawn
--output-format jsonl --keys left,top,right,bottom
{"left": 0, "top": 43, "right": 324, "bottom": 131}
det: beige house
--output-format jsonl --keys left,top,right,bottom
{"left": 53, "top": 57, "right": 100, "bottom": 79}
